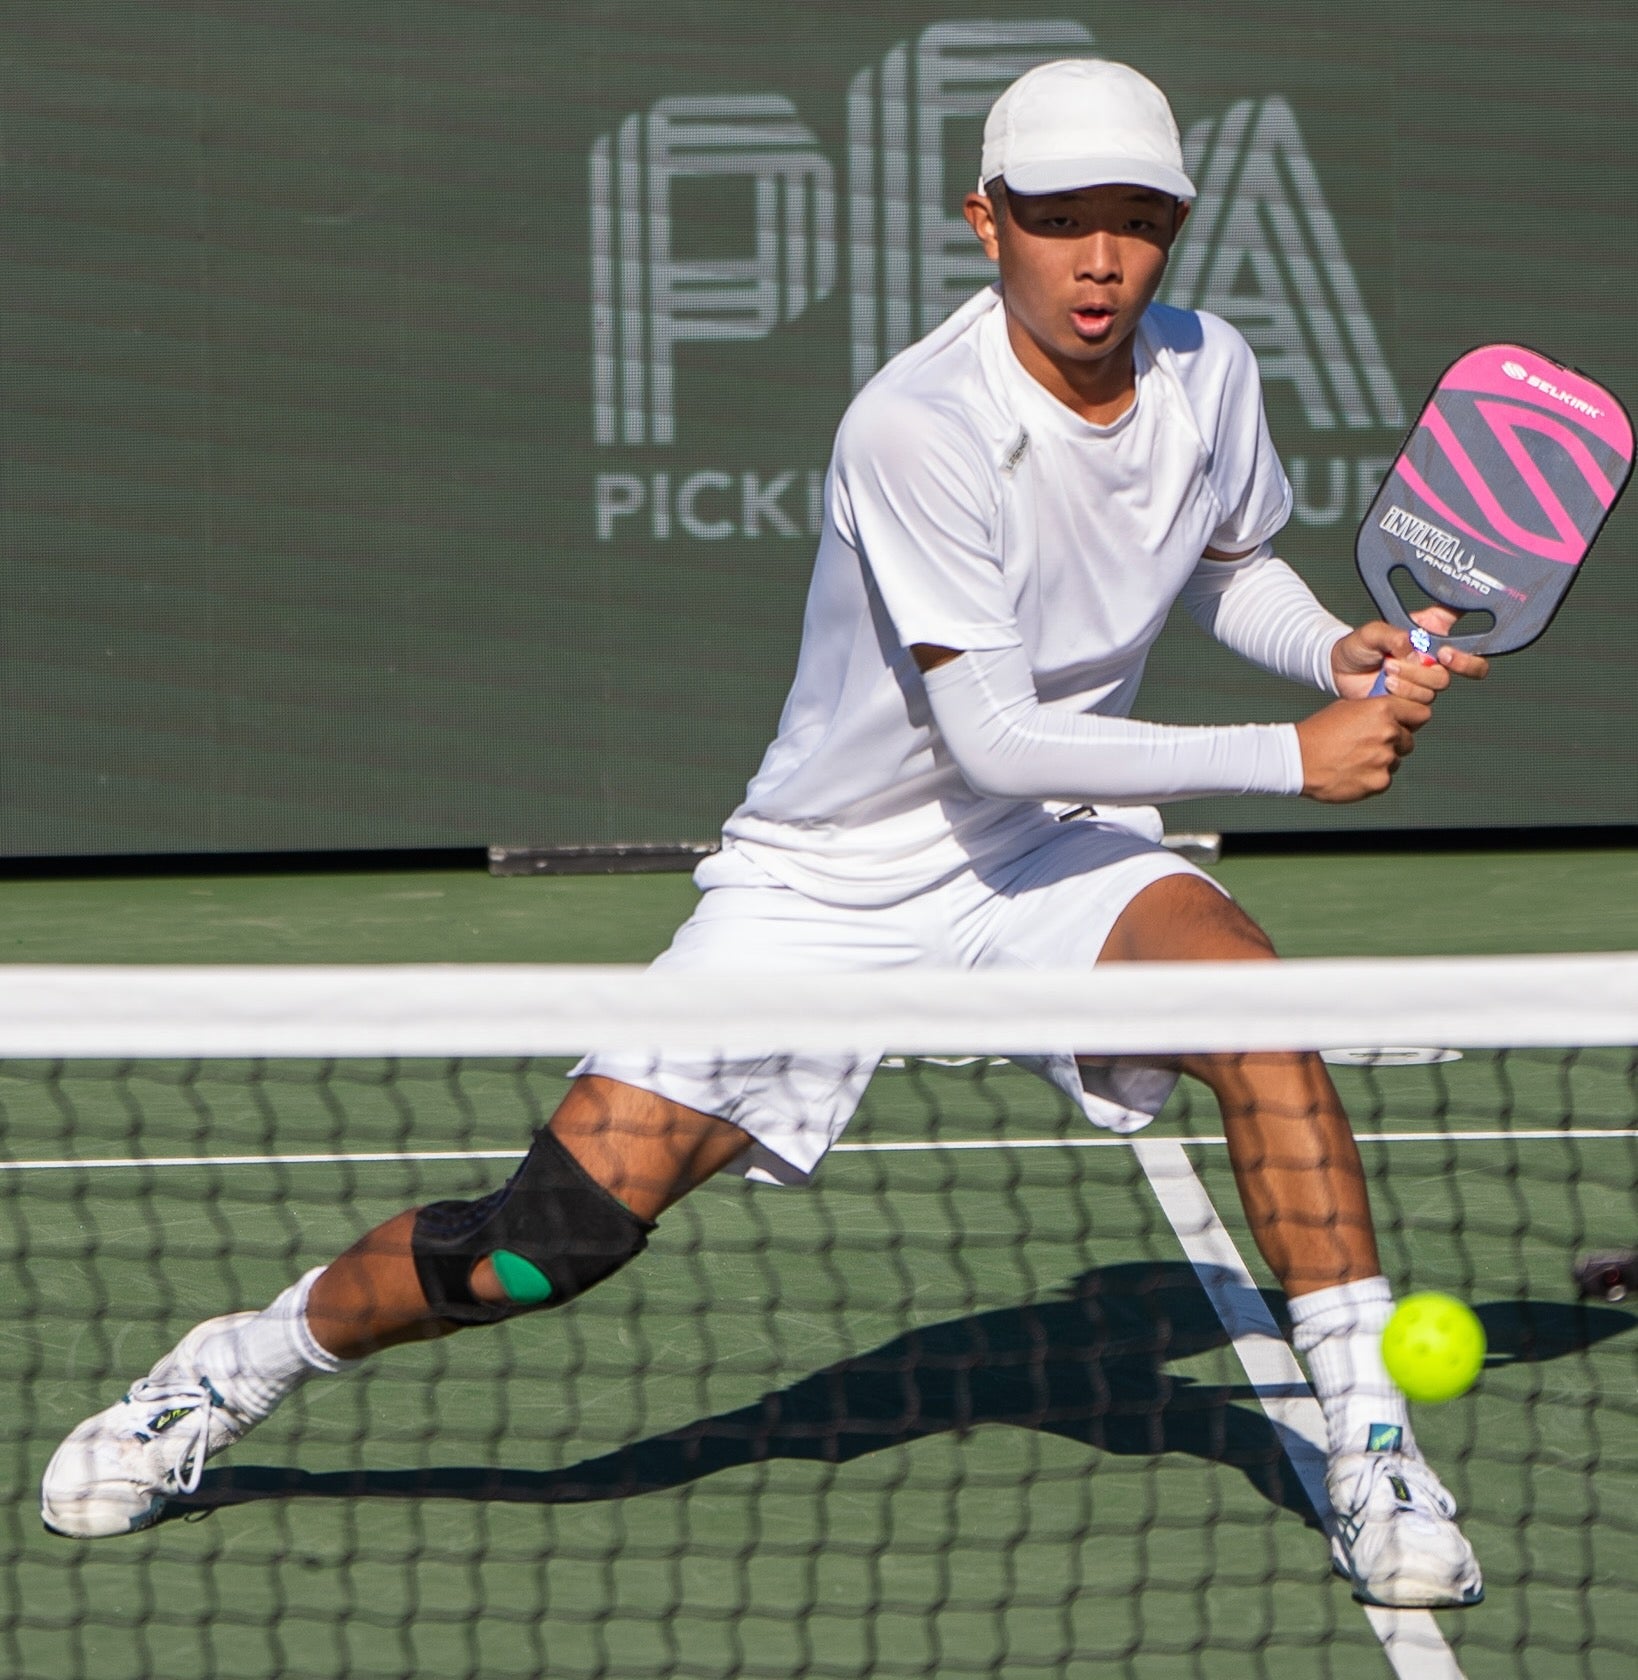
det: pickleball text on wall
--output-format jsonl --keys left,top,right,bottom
{"left": 588, "top": 19, "right": 1405, "bottom": 543}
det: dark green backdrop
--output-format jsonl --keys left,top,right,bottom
{"left": 2, "top": 2, "right": 1632, "bottom": 856}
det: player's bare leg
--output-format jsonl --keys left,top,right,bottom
{"left": 1098, "top": 874, "right": 1376, "bottom": 1296}
{"left": 41, "top": 1079, "right": 749, "bottom": 1537}
{"left": 1098, "top": 873, "right": 1482, "bottom": 1607}
{"left": 306, "top": 1079, "right": 751, "bottom": 1358}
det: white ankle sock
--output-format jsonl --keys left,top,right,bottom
{"left": 1288, "top": 1275, "right": 1415, "bottom": 1459}
{"left": 201, "top": 1267, "right": 358, "bottom": 1422}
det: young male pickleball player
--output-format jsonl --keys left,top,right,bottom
{"left": 44, "top": 59, "right": 1486, "bottom": 1610}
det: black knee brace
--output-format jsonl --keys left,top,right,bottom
{"left": 412, "top": 1128, "right": 655, "bottom": 1325}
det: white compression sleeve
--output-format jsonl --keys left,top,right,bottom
{"left": 919, "top": 643, "right": 1304, "bottom": 804}
{"left": 1180, "top": 547, "right": 1352, "bottom": 694}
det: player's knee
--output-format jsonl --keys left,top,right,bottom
{"left": 1206, "top": 897, "right": 1278, "bottom": 962}
{"left": 411, "top": 1128, "right": 655, "bottom": 1326}
{"left": 1121, "top": 874, "right": 1277, "bottom": 963}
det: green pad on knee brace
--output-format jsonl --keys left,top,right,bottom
{"left": 492, "top": 1249, "right": 553, "bottom": 1305}
{"left": 412, "top": 1128, "right": 654, "bottom": 1325}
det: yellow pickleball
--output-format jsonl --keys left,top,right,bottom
{"left": 1381, "top": 1292, "right": 1486, "bottom": 1404}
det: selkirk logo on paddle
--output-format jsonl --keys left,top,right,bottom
{"left": 587, "top": 18, "right": 1407, "bottom": 545}
{"left": 1502, "top": 357, "right": 1605, "bottom": 420}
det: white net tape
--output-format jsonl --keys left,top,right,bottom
{"left": 0, "top": 953, "right": 1632, "bottom": 1057}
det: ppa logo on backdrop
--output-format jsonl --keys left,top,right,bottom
{"left": 589, "top": 19, "right": 1406, "bottom": 544}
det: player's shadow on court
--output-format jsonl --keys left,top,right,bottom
{"left": 182, "top": 1262, "right": 1636, "bottom": 1528}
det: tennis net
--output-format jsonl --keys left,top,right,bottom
{"left": 3, "top": 957, "right": 1636, "bottom": 1680}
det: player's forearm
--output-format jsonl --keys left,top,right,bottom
{"left": 920, "top": 643, "right": 1303, "bottom": 804}
{"left": 1182, "top": 549, "right": 1352, "bottom": 693}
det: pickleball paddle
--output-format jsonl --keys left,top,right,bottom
{"left": 1357, "top": 344, "right": 1633, "bottom": 693}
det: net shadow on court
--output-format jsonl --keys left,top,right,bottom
{"left": 175, "top": 1264, "right": 1632, "bottom": 1528}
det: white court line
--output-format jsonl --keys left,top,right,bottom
{"left": 0, "top": 1150, "right": 526, "bottom": 1172}
{"left": 1134, "top": 1136, "right": 1467, "bottom": 1680}
{"left": 1, "top": 1128, "right": 1633, "bottom": 1172}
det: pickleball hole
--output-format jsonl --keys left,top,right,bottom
{"left": 1387, "top": 567, "right": 1496, "bottom": 640}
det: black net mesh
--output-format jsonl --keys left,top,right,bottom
{"left": 3, "top": 1031, "right": 1637, "bottom": 1678}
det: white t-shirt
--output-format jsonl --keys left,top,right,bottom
{"left": 722, "top": 287, "right": 1295, "bottom": 906}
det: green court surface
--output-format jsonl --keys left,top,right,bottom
{"left": 0, "top": 844, "right": 1634, "bottom": 964}
{"left": 2, "top": 848, "right": 1635, "bottom": 1679}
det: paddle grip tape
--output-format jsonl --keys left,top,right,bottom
{"left": 412, "top": 1128, "right": 655, "bottom": 1325}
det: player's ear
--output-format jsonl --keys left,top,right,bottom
{"left": 964, "top": 190, "right": 1001, "bottom": 261}
{"left": 1171, "top": 197, "right": 1191, "bottom": 240}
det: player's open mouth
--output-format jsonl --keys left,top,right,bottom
{"left": 1070, "top": 306, "right": 1117, "bottom": 339}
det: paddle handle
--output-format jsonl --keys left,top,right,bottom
{"left": 1368, "top": 626, "right": 1435, "bottom": 697}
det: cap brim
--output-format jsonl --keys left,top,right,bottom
{"left": 1002, "top": 156, "right": 1196, "bottom": 200}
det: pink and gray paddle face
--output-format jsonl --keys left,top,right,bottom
{"left": 1356, "top": 344, "right": 1633, "bottom": 656}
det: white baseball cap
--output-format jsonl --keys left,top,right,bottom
{"left": 980, "top": 59, "right": 1196, "bottom": 201}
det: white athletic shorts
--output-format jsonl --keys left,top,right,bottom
{"left": 574, "top": 814, "right": 1219, "bottom": 1184}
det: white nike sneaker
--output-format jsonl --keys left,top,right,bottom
{"left": 41, "top": 1314, "right": 262, "bottom": 1539}
{"left": 1327, "top": 1448, "right": 1484, "bottom": 1608}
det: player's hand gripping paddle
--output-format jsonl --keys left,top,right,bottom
{"left": 1356, "top": 344, "right": 1633, "bottom": 694}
